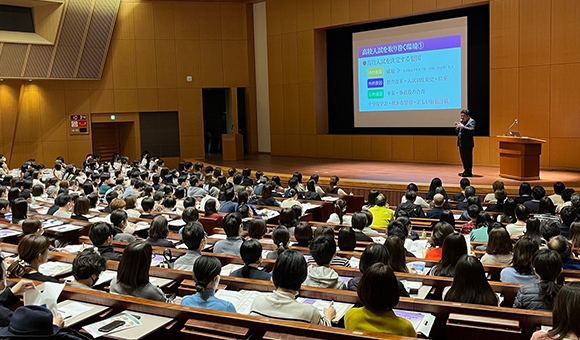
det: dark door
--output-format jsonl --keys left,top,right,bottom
{"left": 92, "top": 123, "right": 120, "bottom": 163}
{"left": 202, "top": 88, "right": 228, "bottom": 155}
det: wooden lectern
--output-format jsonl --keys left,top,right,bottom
{"left": 222, "top": 134, "right": 244, "bottom": 161}
{"left": 497, "top": 136, "right": 546, "bottom": 181}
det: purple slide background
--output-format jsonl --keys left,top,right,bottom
{"left": 358, "top": 35, "right": 461, "bottom": 58}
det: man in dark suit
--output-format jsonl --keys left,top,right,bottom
{"left": 455, "top": 109, "right": 476, "bottom": 177}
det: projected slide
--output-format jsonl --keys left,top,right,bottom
{"left": 358, "top": 35, "right": 462, "bottom": 112}
{"left": 353, "top": 17, "right": 467, "bottom": 128}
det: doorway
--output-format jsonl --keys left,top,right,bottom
{"left": 202, "top": 88, "right": 229, "bottom": 155}
{"left": 92, "top": 122, "right": 135, "bottom": 163}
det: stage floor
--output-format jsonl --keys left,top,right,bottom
{"left": 198, "top": 154, "right": 580, "bottom": 191}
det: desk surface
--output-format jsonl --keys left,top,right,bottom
{"left": 57, "top": 300, "right": 110, "bottom": 327}
{"left": 106, "top": 311, "right": 173, "bottom": 340}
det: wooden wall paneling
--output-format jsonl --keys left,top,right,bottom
{"left": 281, "top": 33, "right": 299, "bottom": 84}
{"left": 199, "top": 3, "right": 222, "bottom": 40}
{"left": 391, "top": 135, "right": 414, "bottom": 161}
{"left": 89, "top": 90, "right": 115, "bottom": 113}
{"left": 66, "top": 138, "right": 92, "bottom": 166}
{"left": 370, "top": 135, "right": 392, "bottom": 160}
{"left": 133, "top": 3, "right": 155, "bottom": 40}
{"left": 280, "top": 0, "right": 297, "bottom": 34}
{"left": 180, "top": 135, "right": 204, "bottom": 159}
{"left": 64, "top": 90, "right": 90, "bottom": 117}
{"left": 349, "top": 0, "right": 369, "bottom": 23}
{"left": 88, "top": 51, "right": 115, "bottom": 90}
{"left": 299, "top": 134, "right": 318, "bottom": 157}
{"left": 551, "top": 0, "right": 580, "bottom": 64}
{"left": 369, "top": 0, "right": 391, "bottom": 19}
{"left": 175, "top": 40, "right": 201, "bottom": 88}
{"left": 298, "top": 31, "right": 315, "bottom": 83}
{"left": 490, "top": 68, "right": 519, "bottom": 136}
{"left": 222, "top": 40, "right": 250, "bottom": 87}
{"left": 488, "top": 136, "right": 500, "bottom": 166}
{"left": 437, "top": 136, "right": 461, "bottom": 164}
{"left": 173, "top": 3, "right": 199, "bottom": 40}
{"left": 316, "top": 134, "right": 334, "bottom": 157}
{"left": 391, "top": 0, "right": 413, "bottom": 17}
{"left": 118, "top": 120, "right": 140, "bottom": 161}
{"left": 314, "top": 29, "right": 328, "bottom": 134}
{"left": 283, "top": 84, "right": 300, "bottom": 135}
{"left": 114, "top": 2, "right": 136, "bottom": 40}
{"left": 11, "top": 142, "right": 43, "bottom": 167}
{"left": 299, "top": 83, "right": 316, "bottom": 135}
{"left": 518, "top": 66, "right": 550, "bottom": 138}
{"left": 490, "top": 0, "right": 519, "bottom": 68}
{"left": 473, "top": 136, "right": 490, "bottom": 165}
{"left": 550, "top": 64, "right": 580, "bottom": 138}
{"left": 269, "top": 85, "right": 285, "bottom": 135}
{"left": 137, "top": 89, "right": 159, "bottom": 112}
{"left": 296, "top": 0, "right": 314, "bottom": 31}
{"left": 331, "top": 0, "right": 350, "bottom": 26}
{"left": 333, "top": 135, "right": 353, "bottom": 159}
{"left": 463, "top": 0, "right": 486, "bottom": 4}
{"left": 519, "top": 0, "right": 551, "bottom": 66}
{"left": 39, "top": 89, "right": 66, "bottom": 141}
{"left": 284, "top": 135, "right": 301, "bottom": 156}
{"left": 153, "top": 2, "right": 175, "bottom": 40}
{"left": 549, "top": 138, "right": 580, "bottom": 170}
{"left": 111, "top": 40, "right": 138, "bottom": 89}
{"left": 221, "top": 4, "right": 247, "bottom": 40}
{"left": 15, "top": 86, "right": 42, "bottom": 143}
{"left": 413, "top": 136, "right": 438, "bottom": 162}
{"left": 178, "top": 88, "right": 203, "bottom": 137}
{"left": 437, "top": 0, "right": 462, "bottom": 9}
{"left": 413, "top": 0, "right": 437, "bottom": 13}
{"left": 114, "top": 89, "right": 138, "bottom": 112}
{"left": 155, "top": 40, "right": 178, "bottom": 89}
{"left": 266, "top": 0, "right": 282, "bottom": 36}
{"left": 539, "top": 138, "right": 550, "bottom": 168}
{"left": 43, "top": 141, "right": 69, "bottom": 165}
{"left": 0, "top": 82, "right": 20, "bottom": 161}
{"left": 199, "top": 40, "right": 224, "bottom": 87}
{"left": 270, "top": 134, "right": 285, "bottom": 155}
{"left": 313, "top": 0, "right": 331, "bottom": 29}
{"left": 135, "top": 40, "right": 158, "bottom": 89}
{"left": 267, "top": 34, "right": 283, "bottom": 86}
{"left": 158, "top": 89, "right": 179, "bottom": 111}
{"left": 351, "top": 135, "right": 372, "bottom": 160}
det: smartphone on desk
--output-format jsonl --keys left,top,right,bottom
{"left": 98, "top": 320, "right": 125, "bottom": 333}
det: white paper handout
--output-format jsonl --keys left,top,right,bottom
{"left": 393, "top": 309, "right": 436, "bottom": 337}
{"left": 295, "top": 297, "right": 355, "bottom": 323}
{"left": 24, "top": 282, "right": 65, "bottom": 316}
{"left": 57, "top": 301, "right": 95, "bottom": 320}
{"left": 214, "top": 290, "right": 267, "bottom": 315}
{"left": 39, "top": 261, "right": 73, "bottom": 277}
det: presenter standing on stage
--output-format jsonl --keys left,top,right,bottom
{"left": 455, "top": 109, "right": 476, "bottom": 177}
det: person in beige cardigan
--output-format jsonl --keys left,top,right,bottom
{"left": 481, "top": 227, "right": 513, "bottom": 266}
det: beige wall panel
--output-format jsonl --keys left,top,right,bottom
{"left": 15, "top": 88, "right": 42, "bottom": 143}
{"left": 199, "top": 40, "right": 224, "bottom": 87}
{"left": 89, "top": 52, "right": 115, "bottom": 90}
{"left": 114, "top": 90, "right": 139, "bottom": 113}
{"left": 549, "top": 138, "right": 580, "bottom": 169}
{"left": 539, "top": 138, "right": 550, "bottom": 168}
{"left": 299, "top": 83, "right": 317, "bottom": 135}
{"left": 267, "top": 34, "right": 283, "bottom": 86}
{"left": 413, "top": 0, "right": 437, "bottom": 13}
{"left": 11, "top": 142, "right": 43, "bottom": 166}
{"left": 313, "top": 0, "right": 331, "bottom": 29}
{"left": 490, "top": 68, "right": 518, "bottom": 136}
{"left": 176, "top": 40, "right": 201, "bottom": 88}
{"left": 473, "top": 136, "right": 490, "bottom": 166}
{"left": 296, "top": 0, "right": 314, "bottom": 31}
{"left": 133, "top": 3, "right": 155, "bottom": 40}
{"left": 36, "top": 81, "right": 65, "bottom": 92}
{"left": 138, "top": 89, "right": 159, "bottom": 111}
{"left": 369, "top": 0, "right": 391, "bottom": 19}
{"left": 43, "top": 141, "right": 69, "bottom": 165}
{"left": 223, "top": 40, "right": 250, "bottom": 87}
{"left": 270, "top": 134, "right": 285, "bottom": 155}
{"left": 437, "top": 0, "right": 462, "bottom": 9}
{"left": 222, "top": 4, "right": 247, "bottom": 40}
{"left": 370, "top": 135, "right": 392, "bottom": 160}
{"left": 135, "top": 40, "right": 158, "bottom": 89}
{"left": 174, "top": 3, "right": 199, "bottom": 40}
{"left": 519, "top": 0, "right": 551, "bottom": 66}
{"left": 266, "top": 0, "right": 282, "bottom": 36}
{"left": 298, "top": 31, "right": 315, "bottom": 83}
{"left": 284, "top": 135, "right": 301, "bottom": 156}
{"left": 281, "top": 33, "right": 299, "bottom": 84}
{"left": 280, "top": 0, "right": 297, "bottom": 34}
{"left": 65, "top": 81, "right": 90, "bottom": 91}
{"left": 551, "top": 0, "right": 580, "bottom": 64}
{"left": 551, "top": 64, "right": 580, "bottom": 138}
{"left": 333, "top": 135, "right": 353, "bottom": 158}
{"left": 391, "top": 0, "right": 413, "bottom": 16}
{"left": 114, "top": 2, "right": 136, "bottom": 40}
{"left": 437, "top": 136, "right": 460, "bottom": 164}
{"left": 180, "top": 135, "right": 205, "bottom": 158}
{"left": 392, "top": 136, "right": 414, "bottom": 161}
{"left": 351, "top": 135, "right": 372, "bottom": 160}
{"left": 299, "top": 134, "right": 318, "bottom": 157}
{"left": 90, "top": 90, "right": 115, "bottom": 113}
{"left": 413, "top": 136, "right": 438, "bottom": 162}
{"left": 158, "top": 88, "right": 179, "bottom": 111}
{"left": 316, "top": 134, "right": 334, "bottom": 157}
{"left": 111, "top": 40, "right": 138, "bottom": 89}
{"left": 349, "top": 0, "right": 369, "bottom": 23}
{"left": 199, "top": 3, "right": 222, "bottom": 40}
{"left": 178, "top": 88, "right": 203, "bottom": 137}
{"left": 155, "top": 40, "right": 178, "bottom": 89}
{"left": 518, "top": 66, "right": 550, "bottom": 138}
{"left": 331, "top": 0, "right": 350, "bottom": 26}
{"left": 64, "top": 90, "right": 90, "bottom": 117}
{"left": 488, "top": 136, "right": 500, "bottom": 166}
{"left": 67, "top": 139, "right": 92, "bottom": 165}
{"left": 490, "top": 0, "right": 519, "bottom": 68}
{"left": 269, "top": 85, "right": 285, "bottom": 135}
{"left": 153, "top": 3, "right": 175, "bottom": 40}
{"left": 283, "top": 84, "right": 300, "bottom": 135}
{"left": 39, "top": 90, "right": 66, "bottom": 141}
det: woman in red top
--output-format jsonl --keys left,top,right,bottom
{"left": 424, "top": 222, "right": 454, "bottom": 261}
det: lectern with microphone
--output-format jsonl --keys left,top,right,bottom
{"left": 497, "top": 119, "right": 546, "bottom": 180}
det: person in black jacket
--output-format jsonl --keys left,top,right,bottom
{"left": 351, "top": 212, "right": 373, "bottom": 242}
{"left": 395, "top": 190, "right": 425, "bottom": 218}
{"left": 230, "top": 239, "right": 271, "bottom": 281}
{"left": 146, "top": 216, "right": 174, "bottom": 247}
{"left": 0, "top": 279, "right": 35, "bottom": 327}
{"left": 256, "top": 182, "right": 281, "bottom": 207}
{"left": 89, "top": 221, "right": 121, "bottom": 261}
{"left": 513, "top": 249, "right": 562, "bottom": 311}
{"left": 455, "top": 109, "right": 476, "bottom": 177}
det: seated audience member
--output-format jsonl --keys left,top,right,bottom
{"left": 501, "top": 237, "right": 540, "bottom": 284}
{"left": 326, "top": 175, "right": 347, "bottom": 196}
{"left": 187, "top": 176, "right": 208, "bottom": 198}
{"left": 139, "top": 197, "right": 156, "bottom": 220}
{"left": 146, "top": 215, "right": 174, "bottom": 247}
{"left": 384, "top": 236, "right": 409, "bottom": 273}
{"left": 89, "top": 221, "right": 121, "bottom": 261}
{"left": 46, "top": 194, "right": 60, "bottom": 215}
{"left": 429, "top": 233, "right": 467, "bottom": 277}
{"left": 460, "top": 205, "right": 480, "bottom": 235}
{"left": 174, "top": 222, "right": 205, "bottom": 271}
{"left": 444, "top": 255, "right": 499, "bottom": 306}
{"left": 426, "top": 177, "right": 443, "bottom": 200}
{"left": 424, "top": 222, "right": 454, "bottom": 261}
{"left": 500, "top": 197, "right": 517, "bottom": 224}
{"left": 506, "top": 204, "right": 530, "bottom": 237}
{"left": 68, "top": 250, "right": 107, "bottom": 290}
{"left": 250, "top": 250, "right": 335, "bottom": 325}
{"left": 219, "top": 188, "right": 237, "bottom": 214}
{"left": 0, "top": 305, "right": 88, "bottom": 339}
{"left": 481, "top": 227, "right": 513, "bottom": 266}
{"left": 345, "top": 263, "right": 415, "bottom": 337}
{"left": 181, "top": 256, "right": 235, "bottom": 312}
{"left": 556, "top": 188, "right": 576, "bottom": 214}
{"left": 124, "top": 195, "right": 141, "bottom": 218}
{"left": 283, "top": 178, "right": 303, "bottom": 199}
{"left": 484, "top": 180, "right": 504, "bottom": 204}
{"left": 303, "top": 179, "right": 321, "bottom": 201}
{"left": 516, "top": 182, "right": 533, "bottom": 204}
{"left": 456, "top": 186, "right": 476, "bottom": 210}
{"left": 236, "top": 203, "right": 253, "bottom": 230}
{"left": 426, "top": 194, "right": 446, "bottom": 219}
{"left": 351, "top": 212, "right": 373, "bottom": 242}
{"left": 70, "top": 196, "right": 90, "bottom": 221}
{"left": 535, "top": 197, "right": 559, "bottom": 225}
{"left": 396, "top": 216, "right": 420, "bottom": 241}
{"left": 570, "top": 222, "right": 580, "bottom": 249}
{"left": 548, "top": 181, "right": 566, "bottom": 206}
{"left": 486, "top": 189, "right": 507, "bottom": 213}
{"left": 10, "top": 198, "right": 28, "bottom": 225}
{"left": 368, "top": 194, "right": 394, "bottom": 228}
{"left": 203, "top": 199, "right": 223, "bottom": 227}
{"left": 293, "top": 221, "right": 313, "bottom": 247}
{"left": 110, "top": 210, "right": 136, "bottom": 243}
{"left": 541, "top": 220, "right": 562, "bottom": 244}
{"left": 454, "top": 178, "right": 471, "bottom": 202}
{"left": 361, "top": 210, "right": 375, "bottom": 233}
{"left": 303, "top": 235, "right": 347, "bottom": 289}
{"left": 523, "top": 217, "right": 544, "bottom": 246}
{"left": 21, "top": 218, "right": 43, "bottom": 235}
{"left": 0, "top": 199, "right": 8, "bottom": 222}
{"left": 395, "top": 190, "right": 425, "bottom": 218}
{"left": 161, "top": 196, "right": 177, "bottom": 213}
{"left": 256, "top": 182, "right": 281, "bottom": 207}
{"left": 513, "top": 249, "right": 562, "bottom": 311}
{"left": 559, "top": 206, "right": 577, "bottom": 238}
{"left": 326, "top": 198, "right": 352, "bottom": 225}
{"left": 387, "top": 221, "right": 416, "bottom": 258}
{"left": 266, "top": 226, "right": 290, "bottom": 260}
{"left": 111, "top": 241, "right": 173, "bottom": 302}
{"left": 7, "top": 234, "right": 58, "bottom": 283}
{"left": 0, "top": 278, "right": 35, "bottom": 327}
{"left": 338, "top": 226, "right": 356, "bottom": 252}
{"left": 530, "top": 283, "right": 580, "bottom": 340}
{"left": 364, "top": 190, "right": 379, "bottom": 210}
{"left": 400, "top": 183, "right": 429, "bottom": 208}
{"left": 280, "top": 189, "right": 304, "bottom": 216}
{"left": 548, "top": 235, "right": 580, "bottom": 270}
{"left": 524, "top": 186, "right": 546, "bottom": 214}
{"left": 102, "top": 191, "right": 119, "bottom": 213}
{"left": 439, "top": 209, "right": 456, "bottom": 227}
{"left": 248, "top": 218, "right": 270, "bottom": 243}
{"left": 241, "top": 167, "right": 253, "bottom": 187}
{"left": 231, "top": 239, "right": 271, "bottom": 281}
{"left": 213, "top": 213, "right": 244, "bottom": 256}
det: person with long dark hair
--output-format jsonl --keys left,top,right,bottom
{"left": 530, "top": 283, "right": 580, "bottom": 340}
{"left": 384, "top": 236, "right": 408, "bottom": 274}
{"left": 429, "top": 233, "right": 467, "bottom": 277}
{"left": 424, "top": 222, "right": 454, "bottom": 260}
{"left": 363, "top": 190, "right": 380, "bottom": 210}
{"left": 427, "top": 177, "right": 443, "bottom": 200}
{"left": 524, "top": 217, "right": 544, "bottom": 246}
{"left": 327, "top": 198, "right": 351, "bottom": 225}
{"left": 500, "top": 198, "right": 517, "bottom": 224}
{"left": 231, "top": 239, "right": 271, "bottom": 281}
{"left": 513, "top": 249, "right": 562, "bottom": 311}
{"left": 266, "top": 226, "right": 290, "bottom": 260}
{"left": 338, "top": 226, "right": 356, "bottom": 252}
{"left": 501, "top": 237, "right": 540, "bottom": 284}
{"left": 304, "top": 179, "right": 321, "bottom": 201}
{"left": 444, "top": 255, "right": 499, "bottom": 306}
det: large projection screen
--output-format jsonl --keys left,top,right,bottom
{"left": 353, "top": 17, "right": 468, "bottom": 128}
